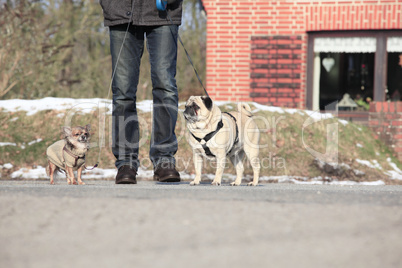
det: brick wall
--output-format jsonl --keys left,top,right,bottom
{"left": 201, "top": 0, "right": 402, "bottom": 107}
{"left": 250, "top": 35, "right": 303, "bottom": 108}
{"left": 369, "top": 102, "right": 402, "bottom": 160}
{"left": 305, "top": 1, "right": 402, "bottom": 31}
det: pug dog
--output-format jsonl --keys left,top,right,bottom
{"left": 183, "top": 96, "right": 260, "bottom": 186}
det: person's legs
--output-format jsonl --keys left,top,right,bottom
{"left": 146, "top": 25, "right": 179, "bottom": 170}
{"left": 110, "top": 24, "right": 144, "bottom": 171}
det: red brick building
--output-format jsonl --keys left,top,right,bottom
{"left": 200, "top": 0, "right": 402, "bottom": 111}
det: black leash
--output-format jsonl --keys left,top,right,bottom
{"left": 166, "top": 13, "right": 209, "bottom": 97}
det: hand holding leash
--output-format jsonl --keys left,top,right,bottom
{"left": 156, "top": 0, "right": 168, "bottom": 11}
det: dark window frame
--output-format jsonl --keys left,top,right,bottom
{"left": 306, "top": 30, "right": 402, "bottom": 110}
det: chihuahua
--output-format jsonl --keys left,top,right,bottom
{"left": 46, "top": 124, "right": 91, "bottom": 185}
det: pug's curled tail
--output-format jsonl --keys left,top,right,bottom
{"left": 238, "top": 103, "right": 253, "bottom": 117}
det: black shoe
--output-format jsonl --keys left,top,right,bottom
{"left": 154, "top": 163, "right": 181, "bottom": 182}
{"left": 115, "top": 165, "right": 137, "bottom": 184}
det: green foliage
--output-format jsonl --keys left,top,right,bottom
{"left": 0, "top": 0, "right": 206, "bottom": 100}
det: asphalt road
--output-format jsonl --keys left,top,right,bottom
{"left": 1, "top": 180, "right": 401, "bottom": 268}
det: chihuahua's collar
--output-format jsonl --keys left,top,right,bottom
{"left": 63, "top": 145, "right": 85, "bottom": 168}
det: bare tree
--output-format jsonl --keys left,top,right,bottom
{"left": 0, "top": 0, "right": 206, "bottom": 100}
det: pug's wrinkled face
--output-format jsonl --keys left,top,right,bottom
{"left": 183, "top": 96, "right": 213, "bottom": 123}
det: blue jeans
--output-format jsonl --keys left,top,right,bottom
{"left": 109, "top": 24, "right": 179, "bottom": 170}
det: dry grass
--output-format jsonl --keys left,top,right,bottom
{"left": 1, "top": 102, "right": 401, "bottom": 184}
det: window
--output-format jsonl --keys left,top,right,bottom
{"left": 307, "top": 31, "right": 402, "bottom": 113}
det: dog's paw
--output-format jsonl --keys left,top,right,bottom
{"left": 247, "top": 182, "right": 258, "bottom": 186}
{"left": 189, "top": 180, "right": 200, "bottom": 186}
{"left": 211, "top": 181, "right": 221, "bottom": 186}
{"left": 230, "top": 182, "right": 241, "bottom": 186}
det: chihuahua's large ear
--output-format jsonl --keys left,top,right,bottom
{"left": 202, "top": 96, "right": 213, "bottom": 111}
{"left": 62, "top": 126, "right": 72, "bottom": 137}
{"left": 85, "top": 124, "right": 91, "bottom": 132}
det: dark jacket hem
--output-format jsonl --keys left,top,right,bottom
{"left": 100, "top": 0, "right": 182, "bottom": 28}
{"left": 103, "top": 19, "right": 182, "bottom": 27}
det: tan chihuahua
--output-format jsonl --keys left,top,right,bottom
{"left": 46, "top": 125, "right": 91, "bottom": 185}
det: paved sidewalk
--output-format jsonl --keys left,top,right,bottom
{"left": 1, "top": 180, "right": 401, "bottom": 268}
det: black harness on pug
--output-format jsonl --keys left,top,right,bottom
{"left": 191, "top": 112, "right": 239, "bottom": 157}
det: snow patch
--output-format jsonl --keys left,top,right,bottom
{"left": 0, "top": 98, "right": 158, "bottom": 116}
{"left": 303, "top": 110, "right": 334, "bottom": 121}
{"left": 0, "top": 163, "right": 13, "bottom": 169}
{"left": 28, "top": 138, "right": 43, "bottom": 146}
{"left": 0, "top": 98, "right": 349, "bottom": 126}
{"left": 11, "top": 166, "right": 47, "bottom": 179}
{"left": 385, "top": 158, "right": 402, "bottom": 180}
{"left": 0, "top": 139, "right": 42, "bottom": 148}
{"left": 6, "top": 165, "right": 386, "bottom": 186}
{"left": 0, "top": 142, "right": 17, "bottom": 147}
{"left": 356, "top": 159, "right": 382, "bottom": 170}
{"left": 0, "top": 98, "right": 110, "bottom": 116}
{"left": 259, "top": 175, "right": 384, "bottom": 185}
{"left": 387, "top": 157, "right": 402, "bottom": 173}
